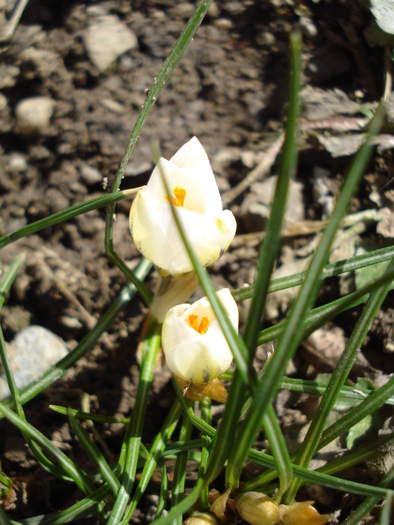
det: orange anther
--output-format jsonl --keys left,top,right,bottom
{"left": 187, "top": 314, "right": 210, "bottom": 334}
{"left": 165, "top": 186, "right": 186, "bottom": 207}
{"left": 198, "top": 317, "right": 209, "bottom": 335}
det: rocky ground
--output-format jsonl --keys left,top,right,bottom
{"left": 0, "top": 0, "right": 394, "bottom": 523}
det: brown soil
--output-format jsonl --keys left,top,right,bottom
{"left": 0, "top": 0, "right": 393, "bottom": 523}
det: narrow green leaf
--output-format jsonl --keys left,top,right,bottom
{"left": 68, "top": 408, "right": 121, "bottom": 496}
{"left": 123, "top": 399, "right": 182, "bottom": 521}
{"left": 242, "top": 30, "right": 302, "bottom": 358}
{"left": 0, "top": 189, "right": 138, "bottom": 250}
{"left": 155, "top": 459, "right": 169, "bottom": 519}
{"left": 50, "top": 405, "right": 129, "bottom": 424}
{"left": 0, "top": 258, "right": 151, "bottom": 415}
{"left": 318, "top": 376, "right": 394, "bottom": 451}
{"left": 286, "top": 257, "right": 394, "bottom": 501}
{"left": 0, "top": 403, "right": 95, "bottom": 496}
{"left": 171, "top": 411, "right": 193, "bottom": 525}
{"left": 226, "top": 102, "right": 386, "bottom": 489}
{"left": 262, "top": 404, "right": 293, "bottom": 501}
{"left": 233, "top": 242, "right": 394, "bottom": 301}
{"left": 105, "top": 0, "right": 214, "bottom": 286}
{"left": 0, "top": 255, "right": 25, "bottom": 310}
{"left": 108, "top": 317, "right": 161, "bottom": 524}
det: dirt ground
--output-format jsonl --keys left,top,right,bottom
{"left": 0, "top": 0, "right": 394, "bottom": 523}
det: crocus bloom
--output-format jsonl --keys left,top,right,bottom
{"left": 129, "top": 137, "right": 236, "bottom": 277}
{"left": 161, "top": 288, "right": 238, "bottom": 384}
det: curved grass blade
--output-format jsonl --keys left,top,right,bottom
{"left": 0, "top": 188, "right": 140, "bottom": 249}
{"left": 155, "top": 459, "right": 169, "bottom": 519}
{"left": 317, "top": 376, "right": 394, "bottom": 451}
{"left": 0, "top": 258, "right": 151, "bottom": 415}
{"left": 199, "top": 398, "right": 212, "bottom": 510}
{"left": 171, "top": 411, "right": 193, "bottom": 525}
{"left": 257, "top": 267, "right": 394, "bottom": 347}
{"left": 105, "top": 0, "right": 214, "bottom": 283}
{"left": 0, "top": 254, "right": 25, "bottom": 309}
{"left": 262, "top": 404, "right": 293, "bottom": 501}
{"left": 108, "top": 317, "right": 161, "bottom": 525}
{"left": 123, "top": 399, "right": 182, "bottom": 522}
{"left": 68, "top": 408, "right": 121, "bottom": 496}
{"left": 0, "top": 324, "right": 67, "bottom": 480}
{"left": 242, "top": 30, "right": 302, "bottom": 358}
{"left": 341, "top": 468, "right": 394, "bottom": 525}
{"left": 285, "top": 257, "right": 394, "bottom": 502}
{"left": 233, "top": 242, "right": 394, "bottom": 301}
{"left": 226, "top": 102, "right": 386, "bottom": 489}
{"left": 0, "top": 403, "right": 95, "bottom": 496}
{"left": 209, "top": 30, "right": 302, "bottom": 491}
{"left": 50, "top": 405, "right": 129, "bottom": 424}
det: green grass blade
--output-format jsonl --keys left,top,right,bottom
{"left": 380, "top": 489, "right": 393, "bottom": 525}
{"left": 123, "top": 399, "right": 182, "bottom": 521}
{"left": 67, "top": 408, "right": 121, "bottom": 496}
{"left": 105, "top": 0, "right": 213, "bottom": 280}
{"left": 242, "top": 31, "right": 302, "bottom": 358}
{"left": 285, "top": 257, "right": 394, "bottom": 501}
{"left": 257, "top": 268, "right": 394, "bottom": 347}
{"left": 0, "top": 324, "right": 66, "bottom": 480}
{"left": 150, "top": 478, "right": 204, "bottom": 525}
{"left": 171, "top": 411, "right": 193, "bottom": 525}
{"left": 0, "top": 254, "right": 25, "bottom": 309}
{"left": 0, "top": 403, "right": 95, "bottom": 496}
{"left": 199, "top": 398, "right": 212, "bottom": 510}
{"left": 277, "top": 377, "right": 394, "bottom": 406}
{"left": 262, "top": 404, "right": 293, "bottom": 501}
{"left": 225, "top": 102, "right": 386, "bottom": 489}
{"left": 318, "top": 434, "right": 394, "bottom": 477}
{"left": 155, "top": 459, "right": 169, "bottom": 519}
{"left": 167, "top": 388, "right": 392, "bottom": 499}
{"left": 0, "top": 189, "right": 139, "bottom": 250}
{"left": 318, "top": 376, "right": 394, "bottom": 451}
{"left": 108, "top": 317, "right": 161, "bottom": 524}
{"left": 0, "top": 258, "right": 151, "bottom": 414}
{"left": 50, "top": 405, "right": 129, "bottom": 424}
{"left": 341, "top": 468, "right": 394, "bottom": 525}
{"left": 233, "top": 243, "right": 394, "bottom": 301}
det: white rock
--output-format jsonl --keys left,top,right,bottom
{"left": 0, "top": 326, "right": 69, "bottom": 400}
{"left": 80, "top": 164, "right": 103, "bottom": 185}
{"left": 15, "top": 96, "right": 56, "bottom": 133}
{"left": 84, "top": 14, "right": 138, "bottom": 72}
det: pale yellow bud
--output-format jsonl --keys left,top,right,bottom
{"left": 183, "top": 512, "right": 219, "bottom": 525}
{"left": 235, "top": 492, "right": 280, "bottom": 525}
{"left": 279, "top": 501, "right": 331, "bottom": 525}
{"left": 210, "top": 489, "right": 231, "bottom": 525}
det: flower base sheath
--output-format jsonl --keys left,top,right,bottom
{"left": 129, "top": 137, "right": 237, "bottom": 277}
{"left": 161, "top": 288, "right": 239, "bottom": 385}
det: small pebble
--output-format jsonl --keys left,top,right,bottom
{"left": 80, "top": 164, "right": 103, "bottom": 185}
{"left": 0, "top": 326, "right": 69, "bottom": 401}
{"left": 84, "top": 14, "right": 138, "bottom": 72}
{"left": 15, "top": 97, "right": 56, "bottom": 133}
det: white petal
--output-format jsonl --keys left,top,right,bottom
{"left": 161, "top": 289, "right": 238, "bottom": 383}
{"left": 170, "top": 137, "right": 208, "bottom": 168}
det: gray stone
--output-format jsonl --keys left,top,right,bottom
{"left": 84, "top": 14, "right": 138, "bottom": 72}
{"left": 0, "top": 326, "right": 69, "bottom": 400}
{"left": 80, "top": 164, "right": 103, "bottom": 185}
{"left": 15, "top": 96, "right": 56, "bottom": 133}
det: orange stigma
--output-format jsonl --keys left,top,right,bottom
{"left": 165, "top": 186, "right": 186, "bottom": 207}
{"left": 187, "top": 314, "right": 210, "bottom": 335}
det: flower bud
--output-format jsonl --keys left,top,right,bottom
{"left": 162, "top": 288, "right": 238, "bottom": 384}
{"left": 235, "top": 492, "right": 280, "bottom": 525}
{"left": 279, "top": 501, "right": 331, "bottom": 525}
{"left": 183, "top": 512, "right": 219, "bottom": 525}
{"left": 129, "top": 137, "right": 236, "bottom": 277}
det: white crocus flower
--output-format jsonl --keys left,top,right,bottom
{"left": 129, "top": 137, "right": 237, "bottom": 277}
{"left": 161, "top": 288, "right": 238, "bottom": 384}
